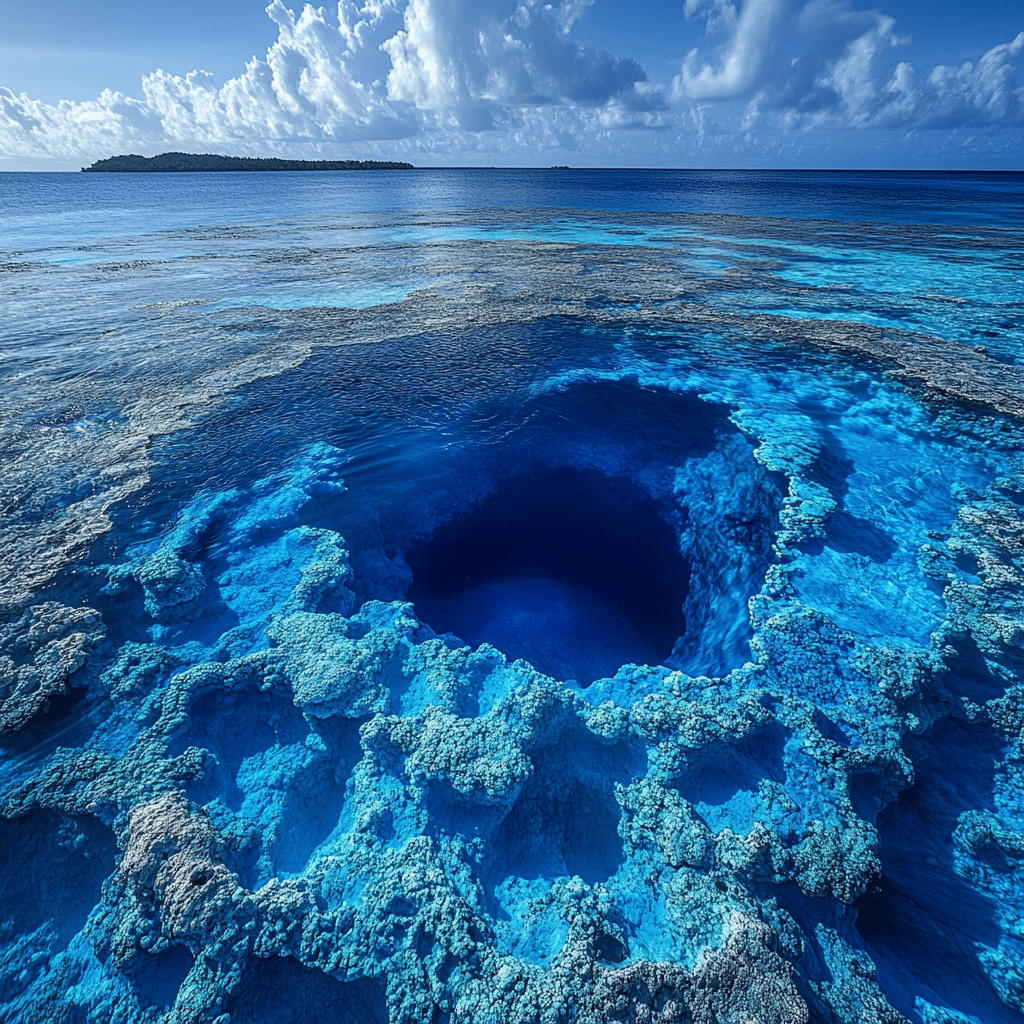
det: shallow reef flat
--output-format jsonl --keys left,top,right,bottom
{"left": 1, "top": 171, "right": 1023, "bottom": 1024}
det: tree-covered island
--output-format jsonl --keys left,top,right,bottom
{"left": 82, "top": 152, "right": 413, "bottom": 172}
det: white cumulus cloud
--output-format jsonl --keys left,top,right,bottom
{"left": 922, "top": 30, "right": 1024, "bottom": 126}
{"left": 0, "top": 0, "right": 663, "bottom": 164}
{"left": 384, "top": 0, "right": 657, "bottom": 128}
{"left": 670, "top": 0, "right": 1023, "bottom": 134}
{"left": 673, "top": 0, "right": 790, "bottom": 101}
{"left": 0, "top": 0, "right": 1020, "bottom": 166}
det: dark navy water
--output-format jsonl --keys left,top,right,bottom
{"left": 6, "top": 168, "right": 1022, "bottom": 227}
{"left": 1, "top": 169, "right": 1023, "bottom": 1024}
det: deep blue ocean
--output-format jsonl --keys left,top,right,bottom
{"left": 1, "top": 169, "right": 1023, "bottom": 1024}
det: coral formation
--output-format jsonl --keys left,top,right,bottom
{"left": 3, "top": 359, "right": 1022, "bottom": 1024}
{"left": 2, "top": 179, "right": 1023, "bottom": 1024}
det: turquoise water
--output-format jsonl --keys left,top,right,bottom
{"left": 1, "top": 169, "right": 1023, "bottom": 1024}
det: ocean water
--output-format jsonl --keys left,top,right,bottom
{"left": 1, "top": 168, "right": 1023, "bottom": 1024}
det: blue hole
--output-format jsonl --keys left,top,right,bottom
{"left": 406, "top": 467, "right": 690, "bottom": 684}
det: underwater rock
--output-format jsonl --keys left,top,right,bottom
{"left": 688, "top": 915, "right": 808, "bottom": 1024}
{"left": 0, "top": 601, "right": 104, "bottom": 734}
{"left": 2, "top": 265, "right": 1023, "bottom": 1024}
{"left": 2, "top": 412, "right": 1019, "bottom": 1024}
{"left": 756, "top": 316, "right": 1024, "bottom": 421}
{"left": 137, "top": 552, "right": 206, "bottom": 622}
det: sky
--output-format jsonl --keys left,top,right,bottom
{"left": 1, "top": 0, "right": 1021, "bottom": 169}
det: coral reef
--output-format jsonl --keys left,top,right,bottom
{"left": 2, "top": 355, "right": 1021, "bottom": 1024}
{"left": 2, "top": 182, "right": 1023, "bottom": 1024}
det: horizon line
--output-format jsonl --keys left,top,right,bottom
{"left": 4, "top": 165, "right": 1022, "bottom": 174}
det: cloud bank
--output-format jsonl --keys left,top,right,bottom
{"left": 1, "top": 0, "right": 1021, "bottom": 166}
{"left": 674, "top": 0, "right": 1024, "bottom": 132}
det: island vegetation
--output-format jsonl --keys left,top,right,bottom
{"left": 82, "top": 152, "right": 413, "bottom": 172}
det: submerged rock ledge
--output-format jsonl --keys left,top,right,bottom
{"left": 2, "top": 366, "right": 1022, "bottom": 1023}
{"left": 2, "top": 195, "right": 1022, "bottom": 1024}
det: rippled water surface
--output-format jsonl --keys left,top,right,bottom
{"left": 1, "top": 169, "right": 1023, "bottom": 1024}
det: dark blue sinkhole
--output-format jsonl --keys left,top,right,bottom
{"left": 406, "top": 467, "right": 690, "bottom": 684}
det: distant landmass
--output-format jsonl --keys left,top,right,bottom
{"left": 82, "top": 152, "right": 414, "bottom": 172}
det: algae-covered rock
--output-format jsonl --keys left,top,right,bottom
{"left": 2, "top": 362, "right": 1022, "bottom": 1024}
{"left": 0, "top": 601, "right": 104, "bottom": 734}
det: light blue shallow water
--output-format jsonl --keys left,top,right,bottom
{"left": 1, "top": 169, "right": 1023, "bottom": 1024}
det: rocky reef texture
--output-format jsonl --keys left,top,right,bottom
{"left": 2, "top": 191, "right": 1023, "bottom": 1024}
{"left": 1, "top": 355, "right": 1022, "bottom": 1024}
{"left": 0, "top": 601, "right": 105, "bottom": 734}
